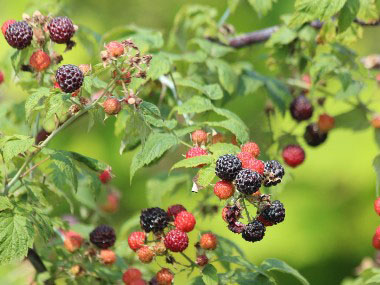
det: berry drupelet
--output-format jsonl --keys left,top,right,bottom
{"left": 215, "top": 154, "right": 242, "bottom": 181}
{"left": 304, "top": 123, "right": 328, "bottom": 147}
{"left": 235, "top": 169, "right": 262, "bottom": 195}
{"left": 5, "top": 21, "right": 33, "bottom": 49}
{"left": 89, "top": 225, "right": 116, "bottom": 249}
{"left": 290, "top": 95, "right": 313, "bottom": 121}
{"left": 47, "top": 16, "right": 75, "bottom": 44}
{"left": 56, "top": 64, "right": 84, "bottom": 93}
{"left": 242, "top": 220, "right": 266, "bottom": 242}
{"left": 140, "top": 207, "right": 169, "bottom": 233}
{"left": 260, "top": 200, "right": 285, "bottom": 225}
{"left": 263, "top": 160, "right": 285, "bottom": 187}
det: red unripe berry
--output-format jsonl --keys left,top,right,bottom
{"left": 372, "top": 115, "right": 380, "bottom": 129}
{"left": 174, "top": 211, "right": 196, "bottom": 232}
{"left": 101, "top": 192, "right": 120, "bottom": 213}
{"left": 214, "top": 181, "right": 235, "bottom": 200}
{"left": 99, "top": 169, "right": 112, "bottom": 184}
{"left": 122, "top": 268, "right": 142, "bottom": 285}
{"left": 29, "top": 50, "right": 51, "bottom": 71}
{"left": 375, "top": 198, "right": 380, "bottom": 216}
{"left": 164, "top": 229, "right": 189, "bottom": 252}
{"left": 106, "top": 41, "right": 124, "bottom": 57}
{"left": 103, "top": 98, "right": 122, "bottom": 115}
{"left": 0, "top": 71, "right": 3, "bottom": 84}
{"left": 237, "top": 152, "right": 254, "bottom": 168}
{"left": 212, "top": 133, "right": 225, "bottom": 144}
{"left": 199, "top": 233, "right": 217, "bottom": 250}
{"left": 156, "top": 268, "right": 174, "bottom": 285}
{"left": 373, "top": 232, "right": 380, "bottom": 250}
{"left": 282, "top": 145, "right": 305, "bottom": 168}
{"left": 137, "top": 246, "right": 154, "bottom": 263}
{"left": 63, "top": 230, "right": 83, "bottom": 253}
{"left": 222, "top": 206, "right": 229, "bottom": 222}
{"left": 318, "top": 113, "right": 335, "bottom": 132}
{"left": 1, "top": 19, "right": 16, "bottom": 36}
{"left": 191, "top": 130, "right": 208, "bottom": 145}
{"left": 302, "top": 74, "right": 311, "bottom": 88}
{"left": 196, "top": 255, "right": 209, "bottom": 266}
{"left": 185, "top": 147, "right": 208, "bottom": 168}
{"left": 241, "top": 142, "right": 260, "bottom": 157}
{"left": 245, "top": 158, "right": 264, "bottom": 174}
{"left": 99, "top": 249, "right": 116, "bottom": 265}
{"left": 128, "top": 231, "right": 146, "bottom": 252}
{"left": 167, "top": 204, "right": 186, "bottom": 219}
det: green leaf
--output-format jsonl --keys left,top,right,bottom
{"left": 218, "top": 256, "right": 256, "bottom": 269}
{"left": 0, "top": 211, "right": 34, "bottom": 265}
{"left": 334, "top": 107, "right": 369, "bottom": 130}
{"left": 0, "top": 197, "right": 13, "bottom": 211}
{"left": 266, "top": 26, "right": 297, "bottom": 46}
{"left": 291, "top": 0, "right": 347, "bottom": 27}
{"left": 236, "top": 75, "right": 264, "bottom": 96}
{"left": 193, "top": 39, "right": 234, "bottom": 58}
{"left": 130, "top": 133, "right": 178, "bottom": 181}
{"left": 208, "top": 143, "right": 240, "bottom": 158}
{"left": 44, "top": 94, "right": 71, "bottom": 123}
{"left": 25, "top": 88, "right": 50, "bottom": 122}
{"left": 338, "top": 0, "right": 360, "bottom": 32}
{"left": 146, "top": 174, "right": 189, "bottom": 206}
{"left": 196, "top": 166, "right": 216, "bottom": 187}
{"left": 69, "top": 151, "right": 108, "bottom": 172}
{"left": 171, "top": 155, "right": 213, "bottom": 171}
{"left": 228, "top": 0, "right": 240, "bottom": 12}
{"left": 203, "top": 84, "right": 223, "bottom": 100}
{"left": 177, "top": 96, "right": 213, "bottom": 114}
{"left": 207, "top": 120, "right": 249, "bottom": 144}
{"left": 88, "top": 106, "right": 104, "bottom": 132}
{"left": 335, "top": 80, "right": 363, "bottom": 100}
{"left": 207, "top": 59, "right": 238, "bottom": 94}
{"left": 140, "top": 101, "right": 161, "bottom": 117}
{"left": 49, "top": 150, "right": 78, "bottom": 192}
{"left": 202, "top": 264, "right": 219, "bottom": 285}
{"left": 147, "top": 53, "right": 171, "bottom": 80}
{"left": 358, "top": 0, "right": 378, "bottom": 21}
{"left": 260, "top": 258, "right": 309, "bottom": 285}
{"left": 248, "top": 0, "right": 277, "bottom": 15}
{"left": 2, "top": 136, "right": 34, "bottom": 163}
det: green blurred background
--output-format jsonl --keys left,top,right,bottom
{"left": 0, "top": 0, "right": 379, "bottom": 284}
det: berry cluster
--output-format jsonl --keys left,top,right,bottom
{"left": 126, "top": 205, "right": 218, "bottom": 283}
{"left": 61, "top": 224, "right": 118, "bottom": 270}
{"left": 213, "top": 142, "right": 286, "bottom": 243}
{"left": 281, "top": 82, "right": 336, "bottom": 168}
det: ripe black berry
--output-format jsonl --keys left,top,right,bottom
{"left": 290, "top": 95, "right": 313, "bottom": 121}
{"left": 261, "top": 200, "right": 285, "bottom": 225}
{"left": 140, "top": 207, "right": 169, "bottom": 233}
{"left": 263, "top": 160, "right": 285, "bottom": 187}
{"left": 47, "top": 16, "right": 75, "bottom": 44}
{"left": 5, "top": 21, "right": 33, "bottom": 49}
{"left": 56, "top": 64, "right": 84, "bottom": 93}
{"left": 235, "top": 169, "right": 261, "bottom": 195}
{"left": 89, "top": 225, "right": 116, "bottom": 249}
{"left": 304, "top": 123, "right": 327, "bottom": 147}
{"left": 215, "top": 154, "right": 242, "bottom": 181}
{"left": 242, "top": 220, "right": 266, "bottom": 242}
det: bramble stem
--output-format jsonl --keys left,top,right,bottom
{"left": 241, "top": 197, "right": 252, "bottom": 223}
{"left": 180, "top": 252, "right": 196, "bottom": 267}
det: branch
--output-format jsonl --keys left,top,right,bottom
{"left": 227, "top": 19, "right": 379, "bottom": 48}
{"left": 27, "top": 248, "right": 47, "bottom": 273}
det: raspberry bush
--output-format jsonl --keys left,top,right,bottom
{"left": 1, "top": 0, "right": 380, "bottom": 284}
